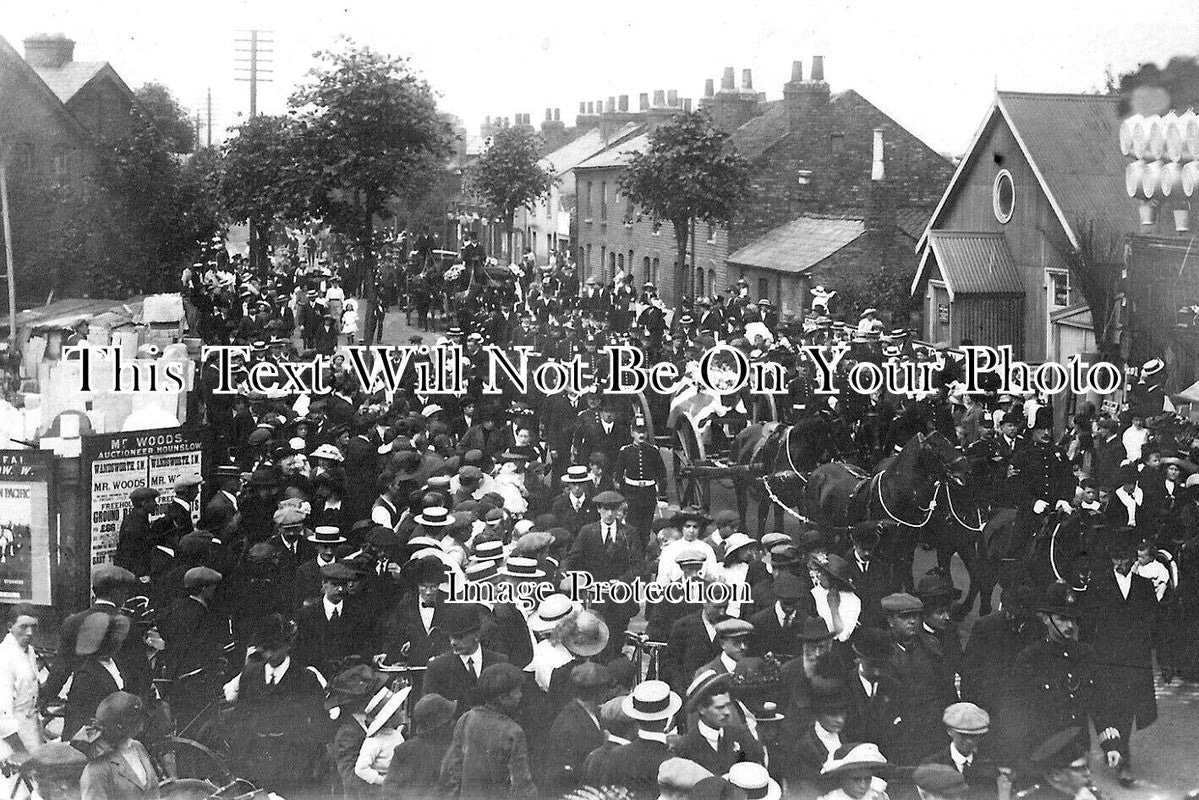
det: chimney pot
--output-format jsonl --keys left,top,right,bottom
{"left": 667, "top": 89, "right": 678, "bottom": 106}
{"left": 683, "top": 98, "right": 693, "bottom": 112}
{"left": 22, "top": 34, "right": 75, "bottom": 69}
{"left": 619, "top": 94, "right": 629, "bottom": 112}
{"left": 704, "top": 78, "right": 715, "bottom": 98}
{"left": 872, "top": 128, "right": 885, "bottom": 181}
{"left": 720, "top": 67, "right": 736, "bottom": 92}
{"left": 639, "top": 93, "right": 650, "bottom": 111}
{"left": 597, "top": 98, "right": 604, "bottom": 114}
{"left": 741, "top": 69, "right": 753, "bottom": 91}
{"left": 812, "top": 55, "right": 825, "bottom": 82}
{"left": 579, "top": 101, "right": 586, "bottom": 113}
{"left": 790, "top": 60, "right": 803, "bottom": 82}
{"left": 653, "top": 90, "right": 666, "bottom": 107}
{"left": 554, "top": 108, "right": 560, "bottom": 121}
{"left": 545, "top": 108, "right": 553, "bottom": 121}
{"left": 606, "top": 97, "right": 615, "bottom": 113}
{"left": 587, "top": 102, "right": 594, "bottom": 114}
{"left": 485, "top": 115, "right": 492, "bottom": 125}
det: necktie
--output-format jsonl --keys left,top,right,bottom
{"left": 331, "top": 607, "right": 340, "bottom": 622}
{"left": 466, "top": 657, "right": 476, "bottom": 678}
{"left": 867, "top": 682, "right": 876, "bottom": 698}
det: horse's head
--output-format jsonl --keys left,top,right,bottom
{"left": 916, "top": 431, "right": 968, "bottom": 484}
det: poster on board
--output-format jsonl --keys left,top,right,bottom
{"left": 83, "top": 428, "right": 205, "bottom": 577}
{"left": 0, "top": 451, "right": 52, "bottom": 604}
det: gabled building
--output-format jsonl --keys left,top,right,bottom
{"left": 910, "top": 91, "right": 1154, "bottom": 362}
{"left": 23, "top": 33, "right": 137, "bottom": 140}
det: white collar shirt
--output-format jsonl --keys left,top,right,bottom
{"left": 264, "top": 657, "right": 291, "bottom": 685}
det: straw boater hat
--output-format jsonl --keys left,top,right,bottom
{"left": 365, "top": 685, "right": 412, "bottom": 736}
{"left": 528, "top": 594, "right": 581, "bottom": 633}
{"left": 414, "top": 507, "right": 454, "bottom": 528}
{"left": 724, "top": 762, "right": 782, "bottom": 800}
{"left": 561, "top": 465, "right": 591, "bottom": 483}
{"left": 621, "top": 680, "right": 682, "bottom": 722}
{"left": 564, "top": 609, "right": 610, "bottom": 657}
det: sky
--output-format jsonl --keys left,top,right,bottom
{"left": 6, "top": 0, "right": 1199, "bottom": 155}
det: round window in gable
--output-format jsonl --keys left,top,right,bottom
{"left": 993, "top": 169, "right": 1015, "bottom": 224}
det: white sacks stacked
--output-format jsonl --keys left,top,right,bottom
{"left": 1122, "top": 110, "right": 1198, "bottom": 230}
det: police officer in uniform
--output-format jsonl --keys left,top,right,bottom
{"left": 1009, "top": 408, "right": 1076, "bottom": 538}
{"left": 1015, "top": 727, "right": 1101, "bottom": 800}
{"left": 613, "top": 418, "right": 667, "bottom": 543}
{"left": 997, "top": 583, "right": 1117, "bottom": 784}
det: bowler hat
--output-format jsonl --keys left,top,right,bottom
{"left": 441, "top": 604, "right": 483, "bottom": 637}
{"left": 851, "top": 628, "right": 894, "bottom": 662}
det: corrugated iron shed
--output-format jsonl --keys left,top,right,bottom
{"left": 927, "top": 231, "right": 1023, "bottom": 296}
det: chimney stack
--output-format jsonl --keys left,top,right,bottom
{"left": 554, "top": 108, "right": 560, "bottom": 121}
{"left": 683, "top": 98, "right": 692, "bottom": 111}
{"left": 639, "top": 93, "right": 650, "bottom": 111}
{"left": 704, "top": 79, "right": 715, "bottom": 98}
{"left": 545, "top": 108, "right": 553, "bottom": 122}
{"left": 618, "top": 94, "right": 629, "bottom": 112}
{"left": 812, "top": 55, "right": 825, "bottom": 82}
{"left": 653, "top": 89, "right": 666, "bottom": 107}
{"left": 579, "top": 101, "right": 587, "bottom": 113}
{"left": 720, "top": 67, "right": 736, "bottom": 93}
{"left": 872, "top": 128, "right": 885, "bottom": 181}
{"left": 23, "top": 34, "right": 75, "bottom": 69}
{"left": 790, "top": 60, "right": 803, "bottom": 82}
{"left": 597, "top": 98, "right": 605, "bottom": 114}
{"left": 587, "top": 102, "right": 594, "bottom": 114}
{"left": 667, "top": 89, "right": 678, "bottom": 106}
{"left": 741, "top": 69, "right": 753, "bottom": 92}
{"left": 606, "top": 97, "right": 616, "bottom": 113}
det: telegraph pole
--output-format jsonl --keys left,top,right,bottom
{"left": 206, "top": 88, "right": 213, "bottom": 147}
{"left": 0, "top": 139, "right": 16, "bottom": 341}
{"left": 234, "top": 30, "right": 273, "bottom": 117}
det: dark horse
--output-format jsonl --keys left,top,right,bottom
{"left": 732, "top": 413, "right": 856, "bottom": 535}
{"left": 801, "top": 431, "right": 967, "bottom": 592}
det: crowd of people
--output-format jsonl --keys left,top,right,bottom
{"left": 9, "top": 233, "right": 1198, "bottom": 800}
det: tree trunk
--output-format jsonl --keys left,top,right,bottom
{"left": 360, "top": 209, "right": 377, "bottom": 343}
{"left": 505, "top": 212, "right": 515, "bottom": 266}
{"left": 673, "top": 218, "right": 690, "bottom": 306}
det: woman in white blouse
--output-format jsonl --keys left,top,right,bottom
{"left": 808, "top": 552, "right": 861, "bottom": 643}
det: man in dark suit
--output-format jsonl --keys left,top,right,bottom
{"left": 113, "top": 487, "right": 160, "bottom": 581}
{"left": 574, "top": 400, "right": 631, "bottom": 467}
{"left": 265, "top": 506, "right": 310, "bottom": 606}
{"left": 422, "top": 604, "right": 510, "bottom": 715}
{"left": 204, "top": 476, "right": 241, "bottom": 524}
{"left": 292, "top": 526, "right": 347, "bottom": 609}
{"left": 550, "top": 466, "right": 599, "bottom": 536}
{"left": 563, "top": 491, "right": 644, "bottom": 660}
{"left": 374, "top": 556, "right": 451, "bottom": 666}
{"left": 1090, "top": 418, "right": 1125, "bottom": 490}
{"left": 163, "top": 474, "right": 201, "bottom": 537}
{"left": 599, "top": 681, "right": 681, "bottom": 800}
{"left": 542, "top": 663, "right": 611, "bottom": 794}
{"left": 843, "top": 522, "right": 896, "bottom": 630}
{"left": 541, "top": 392, "right": 584, "bottom": 480}
{"left": 749, "top": 572, "right": 813, "bottom": 661}
{"left": 1082, "top": 532, "right": 1159, "bottom": 784}
{"left": 343, "top": 420, "right": 379, "bottom": 524}
{"left": 294, "top": 563, "right": 373, "bottom": 677}
{"left": 881, "top": 593, "right": 955, "bottom": 765}
{"left": 922, "top": 702, "right": 1001, "bottom": 797}
{"left": 662, "top": 600, "right": 724, "bottom": 695}
{"left": 961, "top": 583, "right": 1039, "bottom": 714}
{"left": 161, "top": 567, "right": 235, "bottom": 726}
{"left": 844, "top": 628, "right": 903, "bottom": 761}
{"left": 670, "top": 673, "right": 764, "bottom": 775}
{"left": 695, "top": 619, "right": 754, "bottom": 681}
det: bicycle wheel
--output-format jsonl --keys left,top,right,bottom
{"left": 159, "top": 736, "right": 232, "bottom": 785}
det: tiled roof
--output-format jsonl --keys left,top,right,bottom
{"left": 542, "top": 123, "right": 641, "bottom": 176}
{"left": 927, "top": 231, "right": 1023, "bottom": 295}
{"left": 728, "top": 100, "right": 787, "bottom": 161}
{"left": 726, "top": 214, "right": 865, "bottom": 273}
{"left": 895, "top": 207, "right": 930, "bottom": 241}
{"left": 33, "top": 61, "right": 109, "bottom": 103}
{"left": 995, "top": 91, "right": 1135, "bottom": 246}
{"left": 575, "top": 132, "right": 649, "bottom": 170}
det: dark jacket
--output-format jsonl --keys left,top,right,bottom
{"left": 598, "top": 736, "right": 671, "bottom": 800}
{"left": 1082, "top": 568, "right": 1159, "bottom": 731}
{"left": 662, "top": 613, "right": 720, "bottom": 695}
{"left": 423, "top": 649, "right": 510, "bottom": 713}
{"left": 293, "top": 600, "right": 373, "bottom": 676}
{"left": 438, "top": 704, "right": 538, "bottom": 800}
{"left": 384, "top": 731, "right": 452, "bottom": 798}
{"left": 542, "top": 700, "right": 605, "bottom": 793}
{"left": 960, "top": 610, "right": 1039, "bottom": 715}
{"left": 63, "top": 658, "right": 123, "bottom": 739}
{"left": 114, "top": 508, "right": 154, "bottom": 578}
{"left": 669, "top": 723, "right": 764, "bottom": 776}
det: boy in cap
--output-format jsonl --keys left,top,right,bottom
{"left": 438, "top": 662, "right": 536, "bottom": 799}
{"left": 164, "top": 474, "right": 202, "bottom": 536}
{"left": 114, "top": 487, "right": 160, "bottom": 580}
{"left": 160, "top": 567, "right": 232, "bottom": 726}
{"left": 922, "top": 702, "right": 999, "bottom": 792}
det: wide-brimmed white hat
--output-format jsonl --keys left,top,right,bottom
{"left": 621, "top": 680, "right": 682, "bottom": 722}
{"left": 821, "top": 742, "right": 890, "bottom": 777}
{"left": 528, "top": 593, "right": 580, "bottom": 633}
{"left": 724, "top": 762, "right": 782, "bottom": 800}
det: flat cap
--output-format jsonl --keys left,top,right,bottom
{"left": 658, "top": 758, "right": 713, "bottom": 791}
{"left": 593, "top": 490, "right": 625, "bottom": 506}
{"left": 513, "top": 530, "right": 553, "bottom": 555}
{"left": 273, "top": 506, "right": 308, "bottom": 526}
{"left": 881, "top": 593, "right": 924, "bottom": 614}
{"left": 477, "top": 662, "right": 524, "bottom": 700}
{"left": 712, "top": 510, "right": 740, "bottom": 526}
{"left": 184, "top": 566, "right": 222, "bottom": 589}
{"left": 912, "top": 764, "right": 969, "bottom": 797}
{"left": 92, "top": 564, "right": 137, "bottom": 591}
{"left": 714, "top": 618, "right": 754, "bottom": 639}
{"left": 942, "top": 701, "right": 990, "bottom": 735}
{"left": 129, "top": 487, "right": 160, "bottom": 504}
{"left": 173, "top": 474, "right": 202, "bottom": 491}
{"left": 320, "top": 562, "right": 358, "bottom": 582}
{"left": 760, "top": 532, "right": 791, "bottom": 549}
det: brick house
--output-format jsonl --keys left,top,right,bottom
{"left": 573, "top": 58, "right": 952, "bottom": 314}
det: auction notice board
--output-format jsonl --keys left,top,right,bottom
{"left": 83, "top": 427, "right": 206, "bottom": 578}
{"left": 0, "top": 451, "right": 52, "bottom": 604}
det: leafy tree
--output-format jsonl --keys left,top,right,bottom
{"left": 289, "top": 41, "right": 453, "bottom": 334}
{"left": 467, "top": 126, "right": 555, "bottom": 261}
{"left": 135, "top": 82, "right": 196, "bottom": 154}
{"left": 620, "top": 110, "right": 750, "bottom": 302}
{"left": 217, "top": 114, "right": 308, "bottom": 268}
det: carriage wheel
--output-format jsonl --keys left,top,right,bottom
{"left": 673, "top": 420, "right": 710, "bottom": 510}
